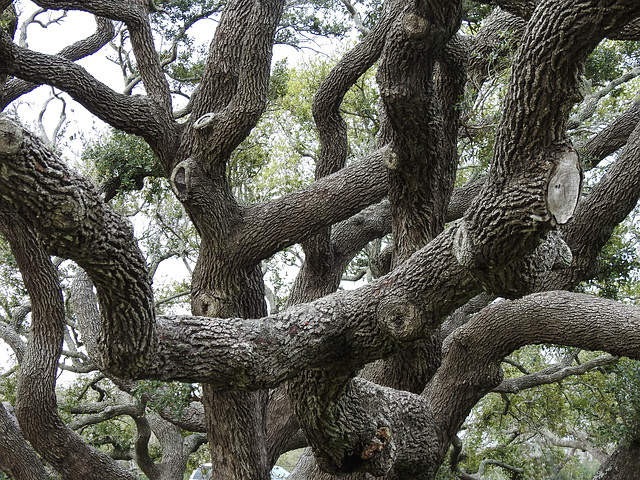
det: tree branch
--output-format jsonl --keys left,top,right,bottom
{"left": 0, "top": 115, "right": 156, "bottom": 377}
{"left": 456, "top": 0, "right": 640, "bottom": 277}
{"left": 494, "top": 354, "right": 619, "bottom": 394}
{"left": 0, "top": 402, "right": 52, "bottom": 480}
{"left": 425, "top": 290, "right": 640, "bottom": 452}
{"left": 0, "top": 206, "right": 136, "bottom": 480}
{"left": 1, "top": 15, "right": 115, "bottom": 110}
{"left": 0, "top": 32, "right": 177, "bottom": 155}
{"left": 568, "top": 66, "right": 640, "bottom": 130}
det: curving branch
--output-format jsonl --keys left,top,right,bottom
{"left": 238, "top": 147, "right": 390, "bottom": 267}
{"left": 1, "top": 15, "right": 116, "bottom": 110}
{"left": 579, "top": 95, "right": 640, "bottom": 169}
{"left": 425, "top": 290, "right": 640, "bottom": 452}
{"left": 539, "top": 429, "right": 609, "bottom": 463}
{"left": 312, "top": 0, "right": 394, "bottom": 179}
{"left": 0, "top": 114, "right": 156, "bottom": 377}
{"left": 494, "top": 354, "right": 619, "bottom": 394}
{"left": 123, "top": 0, "right": 172, "bottom": 111}
{"left": 67, "top": 402, "right": 145, "bottom": 431}
{"left": 185, "top": 0, "right": 285, "bottom": 171}
{"left": 0, "top": 206, "right": 137, "bottom": 480}
{"left": 0, "top": 320, "right": 26, "bottom": 363}
{"left": 0, "top": 30, "right": 178, "bottom": 156}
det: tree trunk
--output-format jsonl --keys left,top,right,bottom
{"left": 592, "top": 440, "right": 640, "bottom": 480}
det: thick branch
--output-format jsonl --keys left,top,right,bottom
{"left": 0, "top": 16, "right": 115, "bottom": 110}
{"left": 425, "top": 290, "right": 640, "bottom": 455}
{"left": 185, "top": 0, "right": 285, "bottom": 171}
{"left": 238, "top": 147, "right": 390, "bottom": 267}
{"left": 0, "top": 33, "right": 177, "bottom": 155}
{"left": 0, "top": 208, "right": 136, "bottom": 480}
{"left": 0, "top": 114, "right": 156, "bottom": 377}
{"left": 30, "top": 0, "right": 142, "bottom": 23}
{"left": 456, "top": 0, "right": 640, "bottom": 274}
{"left": 312, "top": 1, "right": 394, "bottom": 178}
{"left": 124, "top": 0, "right": 172, "bottom": 112}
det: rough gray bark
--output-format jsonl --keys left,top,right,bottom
{"left": 592, "top": 440, "right": 640, "bottom": 480}
{"left": 0, "top": 207, "right": 137, "bottom": 480}
{"left": 3, "top": 0, "right": 640, "bottom": 479}
{"left": 0, "top": 402, "right": 52, "bottom": 480}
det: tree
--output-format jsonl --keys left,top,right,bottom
{"left": 2, "top": 0, "right": 640, "bottom": 479}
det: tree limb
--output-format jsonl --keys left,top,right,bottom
{"left": 494, "top": 354, "right": 619, "bottom": 394}
{"left": 1, "top": 15, "right": 115, "bottom": 109}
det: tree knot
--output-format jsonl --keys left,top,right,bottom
{"left": 360, "top": 426, "right": 392, "bottom": 460}
{"left": 170, "top": 158, "right": 193, "bottom": 201}
{"left": 377, "top": 294, "right": 427, "bottom": 341}
{"left": 403, "top": 13, "right": 428, "bottom": 38}
{"left": 0, "top": 115, "right": 23, "bottom": 155}
{"left": 193, "top": 111, "right": 223, "bottom": 130}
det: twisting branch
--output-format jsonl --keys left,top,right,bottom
{"left": 539, "top": 429, "right": 609, "bottom": 463}
{"left": 0, "top": 115, "right": 156, "bottom": 377}
{"left": 1, "top": 15, "right": 116, "bottom": 110}
{"left": 18, "top": 8, "right": 66, "bottom": 48}
{"left": 494, "top": 354, "right": 619, "bottom": 393}
{"left": 568, "top": 66, "right": 640, "bottom": 130}
{"left": 37, "top": 90, "right": 67, "bottom": 146}
{"left": 122, "top": 6, "right": 219, "bottom": 95}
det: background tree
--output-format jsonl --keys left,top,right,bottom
{"left": 3, "top": 1, "right": 640, "bottom": 480}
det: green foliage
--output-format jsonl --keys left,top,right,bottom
{"left": 82, "top": 129, "right": 163, "bottom": 197}
{"left": 584, "top": 41, "right": 640, "bottom": 87}
{"left": 456, "top": 347, "right": 640, "bottom": 479}
{"left": 0, "top": 368, "right": 17, "bottom": 405}
{"left": 602, "top": 358, "right": 640, "bottom": 441}
{"left": 578, "top": 223, "right": 640, "bottom": 301}
{"left": 131, "top": 380, "right": 195, "bottom": 417}
{"left": 462, "top": 1, "right": 494, "bottom": 33}
{"left": 276, "top": 0, "right": 350, "bottom": 46}
{"left": 0, "top": 236, "right": 27, "bottom": 317}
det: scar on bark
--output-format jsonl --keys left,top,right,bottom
{"left": 360, "top": 426, "right": 392, "bottom": 460}
{"left": 170, "top": 159, "right": 191, "bottom": 200}
{"left": 546, "top": 147, "right": 582, "bottom": 225}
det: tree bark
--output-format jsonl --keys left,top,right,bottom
{"left": 0, "top": 207, "right": 135, "bottom": 480}
{"left": 592, "top": 440, "right": 640, "bottom": 480}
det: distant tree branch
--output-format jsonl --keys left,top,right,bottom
{"left": 568, "top": 66, "right": 640, "bottom": 130}
{"left": 495, "top": 354, "right": 619, "bottom": 393}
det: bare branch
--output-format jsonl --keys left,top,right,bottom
{"left": 569, "top": 66, "right": 640, "bottom": 130}
{"left": 495, "top": 354, "right": 619, "bottom": 393}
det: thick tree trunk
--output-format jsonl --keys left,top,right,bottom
{"left": 0, "top": 208, "right": 135, "bottom": 480}
{"left": 592, "top": 440, "right": 640, "bottom": 480}
{"left": 0, "top": 402, "right": 51, "bottom": 480}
